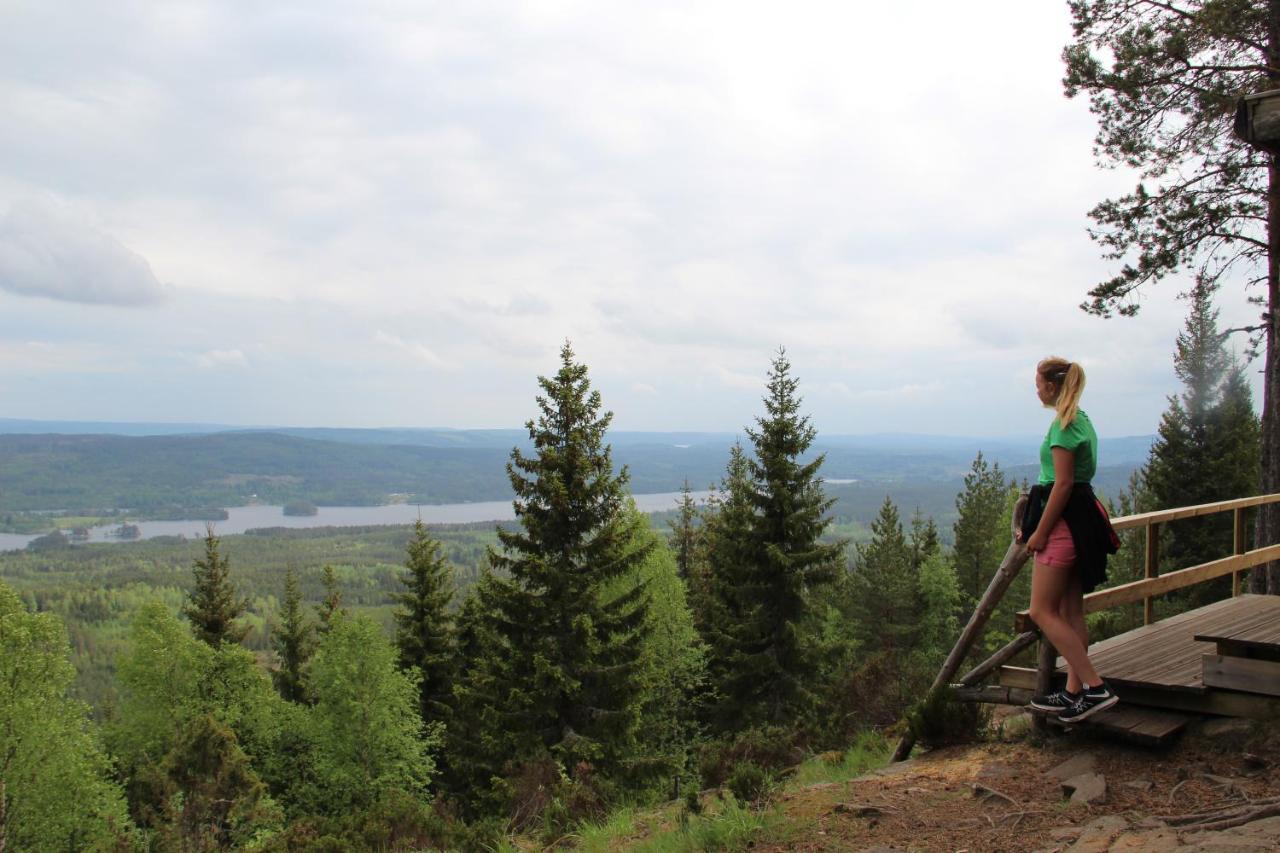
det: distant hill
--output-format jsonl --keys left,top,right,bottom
{"left": 0, "top": 424, "right": 1153, "bottom": 515}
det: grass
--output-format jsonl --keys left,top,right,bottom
{"left": 550, "top": 731, "right": 892, "bottom": 851}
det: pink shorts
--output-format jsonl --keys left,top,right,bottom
{"left": 1038, "top": 518, "right": 1076, "bottom": 568}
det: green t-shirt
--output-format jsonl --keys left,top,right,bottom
{"left": 1038, "top": 409, "right": 1097, "bottom": 485}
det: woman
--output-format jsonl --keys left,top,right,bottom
{"left": 1020, "top": 357, "right": 1119, "bottom": 723}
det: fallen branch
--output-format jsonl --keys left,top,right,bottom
{"left": 1166, "top": 778, "right": 1191, "bottom": 805}
{"left": 971, "top": 783, "right": 1019, "bottom": 807}
{"left": 1181, "top": 802, "right": 1280, "bottom": 832}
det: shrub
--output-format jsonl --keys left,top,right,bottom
{"left": 697, "top": 725, "right": 804, "bottom": 788}
{"left": 725, "top": 761, "right": 774, "bottom": 805}
{"left": 905, "top": 686, "right": 989, "bottom": 749}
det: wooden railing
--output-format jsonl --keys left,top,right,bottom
{"left": 1014, "top": 492, "right": 1280, "bottom": 632}
{"left": 891, "top": 491, "right": 1280, "bottom": 762}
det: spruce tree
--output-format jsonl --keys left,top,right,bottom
{"left": 704, "top": 351, "right": 843, "bottom": 730}
{"left": 1145, "top": 284, "right": 1261, "bottom": 601}
{"left": 315, "top": 564, "right": 344, "bottom": 634}
{"left": 849, "top": 497, "right": 918, "bottom": 657}
{"left": 951, "top": 452, "right": 1007, "bottom": 609}
{"left": 270, "top": 565, "right": 314, "bottom": 703}
{"left": 394, "top": 519, "right": 456, "bottom": 731}
{"left": 184, "top": 525, "right": 248, "bottom": 647}
{"left": 668, "top": 481, "right": 701, "bottom": 583}
{"left": 451, "top": 342, "right": 654, "bottom": 807}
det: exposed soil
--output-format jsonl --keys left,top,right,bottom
{"left": 751, "top": 711, "right": 1280, "bottom": 853}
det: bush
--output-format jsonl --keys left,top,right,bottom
{"left": 697, "top": 725, "right": 804, "bottom": 788}
{"left": 724, "top": 761, "right": 774, "bottom": 805}
{"left": 905, "top": 686, "right": 989, "bottom": 749}
{"left": 496, "top": 753, "right": 614, "bottom": 839}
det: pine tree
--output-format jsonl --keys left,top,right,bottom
{"left": 394, "top": 519, "right": 456, "bottom": 731}
{"left": 450, "top": 342, "right": 654, "bottom": 809}
{"left": 184, "top": 525, "right": 248, "bottom": 647}
{"left": 951, "top": 452, "right": 1008, "bottom": 609}
{"left": 270, "top": 565, "right": 313, "bottom": 703}
{"left": 703, "top": 352, "right": 843, "bottom": 730}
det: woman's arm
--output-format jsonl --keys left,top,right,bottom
{"left": 1026, "top": 447, "right": 1075, "bottom": 553}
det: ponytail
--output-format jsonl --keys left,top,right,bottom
{"left": 1038, "top": 357, "right": 1086, "bottom": 429}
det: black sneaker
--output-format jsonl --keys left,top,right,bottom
{"left": 1028, "top": 688, "right": 1078, "bottom": 714}
{"left": 1058, "top": 683, "right": 1119, "bottom": 723}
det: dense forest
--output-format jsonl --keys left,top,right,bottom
{"left": 0, "top": 312, "right": 1260, "bottom": 850}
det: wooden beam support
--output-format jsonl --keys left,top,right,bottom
{"left": 1033, "top": 638, "right": 1057, "bottom": 732}
{"left": 951, "top": 685, "right": 1033, "bottom": 705}
{"left": 1233, "top": 507, "right": 1246, "bottom": 597}
{"left": 958, "top": 631, "right": 1039, "bottom": 687}
{"left": 1202, "top": 654, "right": 1280, "bottom": 697}
{"left": 890, "top": 504, "right": 1032, "bottom": 762}
{"left": 1144, "top": 522, "right": 1160, "bottom": 625}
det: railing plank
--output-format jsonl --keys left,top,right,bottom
{"left": 1110, "top": 493, "right": 1280, "bottom": 532}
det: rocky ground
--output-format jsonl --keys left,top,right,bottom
{"left": 751, "top": 711, "right": 1280, "bottom": 853}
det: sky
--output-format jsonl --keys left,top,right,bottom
{"left": 0, "top": 1, "right": 1265, "bottom": 437}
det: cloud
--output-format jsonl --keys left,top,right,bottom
{"left": 0, "top": 200, "right": 168, "bottom": 305}
{"left": 195, "top": 348, "right": 249, "bottom": 369}
{"left": 374, "top": 330, "right": 453, "bottom": 370}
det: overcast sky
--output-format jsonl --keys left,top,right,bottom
{"left": 0, "top": 1, "right": 1264, "bottom": 437}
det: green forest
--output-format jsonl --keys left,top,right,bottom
{"left": 0, "top": 291, "right": 1261, "bottom": 850}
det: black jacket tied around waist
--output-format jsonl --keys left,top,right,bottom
{"left": 1020, "top": 482, "right": 1121, "bottom": 594}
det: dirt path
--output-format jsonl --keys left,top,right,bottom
{"left": 752, "top": 714, "right": 1280, "bottom": 852}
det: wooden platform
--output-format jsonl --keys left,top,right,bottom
{"left": 1044, "top": 704, "right": 1194, "bottom": 745}
{"left": 1000, "top": 594, "right": 1280, "bottom": 719}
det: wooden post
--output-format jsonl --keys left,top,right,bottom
{"left": 958, "top": 630, "right": 1039, "bottom": 687}
{"left": 890, "top": 497, "right": 1032, "bottom": 762}
{"left": 1233, "top": 508, "right": 1246, "bottom": 597}
{"left": 1032, "top": 638, "right": 1058, "bottom": 733}
{"left": 1144, "top": 522, "right": 1160, "bottom": 625}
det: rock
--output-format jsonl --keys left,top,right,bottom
{"left": 1050, "top": 826, "right": 1084, "bottom": 841}
{"left": 1200, "top": 717, "right": 1253, "bottom": 740}
{"left": 1106, "top": 827, "right": 1182, "bottom": 851}
{"left": 1122, "top": 779, "right": 1154, "bottom": 792}
{"left": 978, "top": 760, "right": 1020, "bottom": 779}
{"left": 971, "top": 783, "right": 1018, "bottom": 805}
{"left": 1131, "top": 817, "right": 1167, "bottom": 830}
{"left": 1064, "top": 816, "right": 1129, "bottom": 853}
{"left": 1062, "top": 772, "right": 1107, "bottom": 804}
{"left": 831, "top": 802, "right": 881, "bottom": 817}
{"left": 1180, "top": 815, "right": 1280, "bottom": 852}
{"left": 1045, "top": 752, "right": 1098, "bottom": 781}
{"left": 872, "top": 758, "right": 919, "bottom": 778}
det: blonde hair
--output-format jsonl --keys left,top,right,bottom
{"left": 1038, "top": 357, "right": 1085, "bottom": 429}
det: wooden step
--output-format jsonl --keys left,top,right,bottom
{"left": 1202, "top": 654, "right": 1280, "bottom": 696}
{"left": 1046, "top": 704, "right": 1195, "bottom": 745}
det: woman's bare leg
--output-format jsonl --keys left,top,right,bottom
{"left": 1029, "top": 559, "right": 1100, "bottom": 688}
{"left": 1057, "top": 571, "right": 1089, "bottom": 692}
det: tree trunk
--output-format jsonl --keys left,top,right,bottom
{"left": 1254, "top": 1, "right": 1280, "bottom": 596}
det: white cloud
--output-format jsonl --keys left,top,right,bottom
{"left": 0, "top": 199, "right": 168, "bottom": 306}
{"left": 194, "top": 348, "right": 249, "bottom": 369}
{"left": 374, "top": 330, "right": 453, "bottom": 370}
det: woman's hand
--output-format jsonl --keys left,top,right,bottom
{"left": 1025, "top": 529, "right": 1047, "bottom": 552}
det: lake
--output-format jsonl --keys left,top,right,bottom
{"left": 0, "top": 490, "right": 714, "bottom": 553}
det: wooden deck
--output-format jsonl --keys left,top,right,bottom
{"left": 1000, "top": 594, "right": 1280, "bottom": 720}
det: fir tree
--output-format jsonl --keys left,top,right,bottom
{"left": 451, "top": 342, "right": 654, "bottom": 809}
{"left": 184, "top": 525, "right": 248, "bottom": 647}
{"left": 394, "top": 519, "right": 456, "bottom": 731}
{"left": 270, "top": 565, "right": 313, "bottom": 703}
{"left": 704, "top": 351, "right": 843, "bottom": 730}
